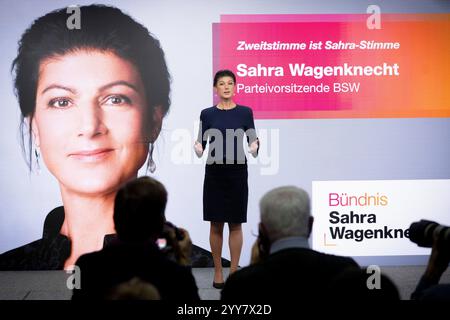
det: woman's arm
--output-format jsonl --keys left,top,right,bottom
{"left": 245, "top": 108, "right": 259, "bottom": 157}
{"left": 194, "top": 110, "right": 207, "bottom": 157}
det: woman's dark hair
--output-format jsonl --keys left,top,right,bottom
{"left": 12, "top": 4, "right": 171, "bottom": 170}
{"left": 114, "top": 176, "right": 167, "bottom": 242}
{"left": 213, "top": 69, "right": 236, "bottom": 86}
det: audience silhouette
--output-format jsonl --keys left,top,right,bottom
{"left": 411, "top": 227, "right": 450, "bottom": 301}
{"left": 72, "top": 176, "right": 199, "bottom": 300}
{"left": 221, "top": 186, "right": 359, "bottom": 301}
{"left": 327, "top": 267, "right": 400, "bottom": 300}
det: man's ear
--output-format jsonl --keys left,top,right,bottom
{"left": 148, "top": 105, "right": 163, "bottom": 143}
{"left": 30, "top": 117, "right": 40, "bottom": 147}
{"left": 258, "top": 222, "right": 267, "bottom": 238}
{"left": 307, "top": 216, "right": 314, "bottom": 237}
{"left": 257, "top": 222, "right": 271, "bottom": 259}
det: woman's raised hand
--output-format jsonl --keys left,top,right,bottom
{"left": 248, "top": 139, "right": 259, "bottom": 157}
{"left": 194, "top": 141, "right": 204, "bottom": 157}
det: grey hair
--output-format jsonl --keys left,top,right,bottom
{"left": 259, "top": 186, "right": 311, "bottom": 242}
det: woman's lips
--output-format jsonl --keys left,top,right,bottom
{"left": 69, "top": 148, "right": 114, "bottom": 162}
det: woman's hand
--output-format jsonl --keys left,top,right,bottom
{"left": 248, "top": 139, "right": 259, "bottom": 157}
{"left": 194, "top": 141, "right": 204, "bottom": 157}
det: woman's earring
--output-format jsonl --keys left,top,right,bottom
{"left": 146, "top": 143, "right": 156, "bottom": 174}
{"left": 34, "top": 147, "right": 41, "bottom": 175}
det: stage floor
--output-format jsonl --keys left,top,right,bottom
{"left": 1, "top": 266, "right": 449, "bottom": 300}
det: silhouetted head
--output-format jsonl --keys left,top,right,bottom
{"left": 106, "top": 277, "right": 161, "bottom": 300}
{"left": 114, "top": 176, "right": 167, "bottom": 242}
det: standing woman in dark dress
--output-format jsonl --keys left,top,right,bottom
{"left": 194, "top": 70, "right": 259, "bottom": 288}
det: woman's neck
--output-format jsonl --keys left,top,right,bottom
{"left": 217, "top": 99, "right": 236, "bottom": 110}
{"left": 59, "top": 188, "right": 116, "bottom": 269}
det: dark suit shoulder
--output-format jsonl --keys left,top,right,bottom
{"left": 222, "top": 248, "right": 359, "bottom": 301}
{"left": 323, "top": 253, "right": 358, "bottom": 268}
{"left": 0, "top": 239, "right": 45, "bottom": 270}
{"left": 0, "top": 234, "right": 70, "bottom": 271}
{"left": 270, "top": 247, "right": 357, "bottom": 266}
{"left": 0, "top": 206, "right": 69, "bottom": 271}
{"left": 73, "top": 243, "right": 200, "bottom": 301}
{"left": 269, "top": 249, "right": 359, "bottom": 278}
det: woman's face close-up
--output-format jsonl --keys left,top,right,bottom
{"left": 33, "top": 50, "right": 151, "bottom": 196}
{"left": 215, "top": 76, "right": 235, "bottom": 100}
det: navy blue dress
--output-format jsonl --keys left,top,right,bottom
{"left": 197, "top": 105, "right": 258, "bottom": 223}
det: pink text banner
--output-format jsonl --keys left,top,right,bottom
{"left": 213, "top": 14, "right": 450, "bottom": 119}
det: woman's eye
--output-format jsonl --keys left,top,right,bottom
{"left": 49, "top": 98, "right": 72, "bottom": 108}
{"left": 105, "top": 95, "right": 131, "bottom": 106}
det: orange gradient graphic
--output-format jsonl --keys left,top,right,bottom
{"left": 213, "top": 14, "right": 450, "bottom": 119}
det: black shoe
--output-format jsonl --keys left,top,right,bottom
{"left": 213, "top": 281, "right": 225, "bottom": 289}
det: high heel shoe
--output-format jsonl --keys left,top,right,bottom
{"left": 213, "top": 281, "right": 225, "bottom": 289}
